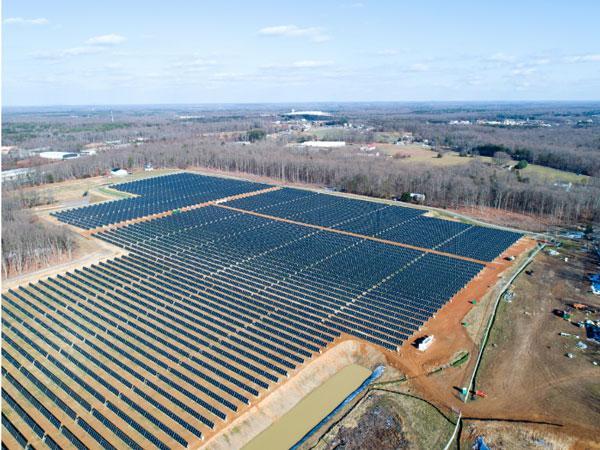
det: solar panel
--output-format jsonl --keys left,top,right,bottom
{"left": 5, "top": 173, "right": 523, "bottom": 449}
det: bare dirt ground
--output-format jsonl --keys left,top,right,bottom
{"left": 467, "top": 247, "right": 600, "bottom": 447}
{"left": 383, "top": 238, "right": 538, "bottom": 408}
{"left": 450, "top": 205, "right": 553, "bottom": 232}
{"left": 460, "top": 420, "right": 577, "bottom": 449}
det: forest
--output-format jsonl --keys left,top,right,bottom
{"left": 1, "top": 189, "right": 76, "bottom": 278}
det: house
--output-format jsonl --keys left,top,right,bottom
{"left": 1, "top": 168, "right": 33, "bottom": 182}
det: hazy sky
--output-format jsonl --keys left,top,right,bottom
{"left": 3, "top": 0, "right": 600, "bottom": 105}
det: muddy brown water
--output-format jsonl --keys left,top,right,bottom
{"left": 243, "top": 364, "right": 372, "bottom": 450}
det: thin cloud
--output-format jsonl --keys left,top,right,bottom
{"left": 85, "top": 34, "right": 127, "bottom": 46}
{"left": 4, "top": 17, "right": 49, "bottom": 25}
{"left": 31, "top": 46, "right": 104, "bottom": 60}
{"left": 409, "top": 63, "right": 429, "bottom": 72}
{"left": 258, "top": 25, "right": 331, "bottom": 43}
{"left": 30, "top": 33, "right": 127, "bottom": 61}
{"left": 261, "top": 60, "right": 334, "bottom": 70}
{"left": 565, "top": 53, "right": 600, "bottom": 63}
{"left": 170, "top": 57, "right": 219, "bottom": 72}
{"left": 374, "top": 49, "right": 398, "bottom": 56}
{"left": 486, "top": 52, "right": 516, "bottom": 63}
{"left": 511, "top": 67, "right": 537, "bottom": 76}
{"left": 292, "top": 60, "right": 333, "bottom": 68}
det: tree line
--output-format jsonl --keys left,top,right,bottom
{"left": 13, "top": 137, "right": 599, "bottom": 226}
{"left": 2, "top": 190, "right": 76, "bottom": 278}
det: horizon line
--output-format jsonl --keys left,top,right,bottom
{"left": 4, "top": 99, "right": 600, "bottom": 109}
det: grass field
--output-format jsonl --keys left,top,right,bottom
{"left": 379, "top": 144, "right": 589, "bottom": 183}
{"left": 25, "top": 168, "right": 179, "bottom": 206}
{"left": 519, "top": 164, "right": 589, "bottom": 183}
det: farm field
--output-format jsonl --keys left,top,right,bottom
{"left": 2, "top": 172, "right": 531, "bottom": 449}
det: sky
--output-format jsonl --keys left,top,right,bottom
{"left": 3, "top": 0, "right": 600, "bottom": 106}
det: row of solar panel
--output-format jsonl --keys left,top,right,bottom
{"left": 51, "top": 172, "right": 269, "bottom": 229}
{"left": 97, "top": 206, "right": 484, "bottom": 350}
{"left": 226, "top": 188, "right": 522, "bottom": 261}
{"left": 3, "top": 185, "right": 516, "bottom": 449}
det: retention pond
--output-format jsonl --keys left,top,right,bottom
{"left": 243, "top": 364, "right": 381, "bottom": 450}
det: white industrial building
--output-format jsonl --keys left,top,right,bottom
{"left": 39, "top": 151, "right": 80, "bottom": 160}
{"left": 282, "top": 110, "right": 333, "bottom": 121}
{"left": 300, "top": 141, "right": 346, "bottom": 148}
{"left": 110, "top": 168, "right": 129, "bottom": 177}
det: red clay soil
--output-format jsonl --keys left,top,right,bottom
{"left": 383, "top": 238, "right": 538, "bottom": 411}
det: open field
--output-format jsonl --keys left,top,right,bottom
{"left": 378, "top": 143, "right": 591, "bottom": 184}
{"left": 24, "top": 168, "right": 180, "bottom": 208}
{"left": 460, "top": 420, "right": 577, "bottom": 449}
{"left": 519, "top": 163, "right": 589, "bottom": 184}
{"left": 467, "top": 247, "right": 600, "bottom": 444}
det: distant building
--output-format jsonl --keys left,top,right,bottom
{"left": 144, "top": 163, "right": 154, "bottom": 171}
{"left": 110, "top": 168, "right": 128, "bottom": 177}
{"left": 410, "top": 193, "right": 426, "bottom": 203}
{"left": 360, "top": 145, "right": 377, "bottom": 152}
{"left": 39, "top": 151, "right": 80, "bottom": 160}
{"left": 2, "top": 168, "right": 33, "bottom": 182}
{"left": 300, "top": 141, "right": 346, "bottom": 148}
{"left": 80, "top": 149, "right": 97, "bottom": 156}
{"left": 282, "top": 110, "right": 334, "bottom": 121}
{"left": 553, "top": 181, "right": 573, "bottom": 192}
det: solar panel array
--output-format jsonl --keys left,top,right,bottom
{"left": 226, "top": 188, "right": 522, "bottom": 262}
{"left": 3, "top": 173, "right": 524, "bottom": 449}
{"left": 51, "top": 173, "right": 269, "bottom": 229}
